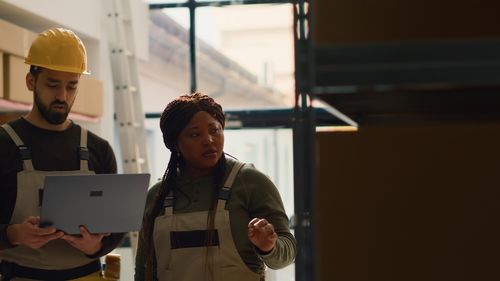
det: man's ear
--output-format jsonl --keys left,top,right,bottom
{"left": 26, "top": 73, "right": 35, "bottom": 91}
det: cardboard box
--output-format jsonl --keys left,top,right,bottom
{"left": 73, "top": 76, "right": 103, "bottom": 117}
{"left": 316, "top": 123, "right": 500, "bottom": 280}
{"left": 0, "top": 19, "right": 36, "bottom": 58}
{"left": 5, "top": 55, "right": 32, "bottom": 104}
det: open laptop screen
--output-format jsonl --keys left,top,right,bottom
{"left": 40, "top": 173, "right": 150, "bottom": 235}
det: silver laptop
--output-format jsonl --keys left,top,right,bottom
{"left": 40, "top": 173, "right": 150, "bottom": 235}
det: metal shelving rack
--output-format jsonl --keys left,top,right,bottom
{"left": 292, "top": 1, "right": 316, "bottom": 281}
{"left": 308, "top": 0, "right": 500, "bottom": 124}
{"left": 296, "top": 0, "right": 500, "bottom": 279}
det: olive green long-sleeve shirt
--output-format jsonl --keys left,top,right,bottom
{"left": 135, "top": 157, "right": 296, "bottom": 280}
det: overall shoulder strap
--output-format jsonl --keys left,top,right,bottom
{"left": 223, "top": 161, "right": 246, "bottom": 189}
{"left": 79, "top": 127, "right": 90, "bottom": 171}
{"left": 217, "top": 161, "right": 245, "bottom": 210}
{"left": 1, "top": 124, "right": 34, "bottom": 171}
{"left": 163, "top": 190, "right": 175, "bottom": 215}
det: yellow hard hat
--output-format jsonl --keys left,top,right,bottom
{"left": 25, "top": 27, "right": 90, "bottom": 74}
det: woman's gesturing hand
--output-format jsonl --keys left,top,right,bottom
{"left": 248, "top": 218, "right": 278, "bottom": 253}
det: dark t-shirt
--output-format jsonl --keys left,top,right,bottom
{"left": 0, "top": 118, "right": 123, "bottom": 256}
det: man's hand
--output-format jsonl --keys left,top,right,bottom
{"left": 248, "top": 217, "right": 278, "bottom": 253}
{"left": 61, "top": 226, "right": 110, "bottom": 255}
{"left": 6, "top": 216, "right": 64, "bottom": 249}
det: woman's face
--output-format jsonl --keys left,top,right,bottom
{"left": 177, "top": 110, "right": 224, "bottom": 178}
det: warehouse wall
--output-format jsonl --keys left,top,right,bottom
{"left": 316, "top": 122, "right": 500, "bottom": 281}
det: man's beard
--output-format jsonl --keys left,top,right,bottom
{"left": 34, "top": 88, "right": 71, "bottom": 125}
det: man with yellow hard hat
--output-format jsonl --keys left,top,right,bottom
{"left": 0, "top": 28, "right": 124, "bottom": 280}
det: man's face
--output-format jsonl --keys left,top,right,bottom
{"left": 28, "top": 69, "right": 80, "bottom": 125}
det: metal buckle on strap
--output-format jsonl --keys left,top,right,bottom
{"left": 79, "top": 147, "right": 90, "bottom": 161}
{"left": 218, "top": 187, "right": 231, "bottom": 200}
{"left": 163, "top": 197, "right": 174, "bottom": 208}
{"left": 18, "top": 146, "right": 31, "bottom": 160}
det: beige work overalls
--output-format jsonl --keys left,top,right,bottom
{"left": 0, "top": 124, "right": 103, "bottom": 281}
{"left": 153, "top": 161, "right": 263, "bottom": 281}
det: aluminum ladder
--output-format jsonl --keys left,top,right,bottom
{"left": 104, "top": 0, "right": 149, "bottom": 257}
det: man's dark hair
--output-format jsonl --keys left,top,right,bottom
{"left": 29, "top": 65, "right": 43, "bottom": 78}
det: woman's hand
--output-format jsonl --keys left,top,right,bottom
{"left": 248, "top": 218, "right": 278, "bottom": 253}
